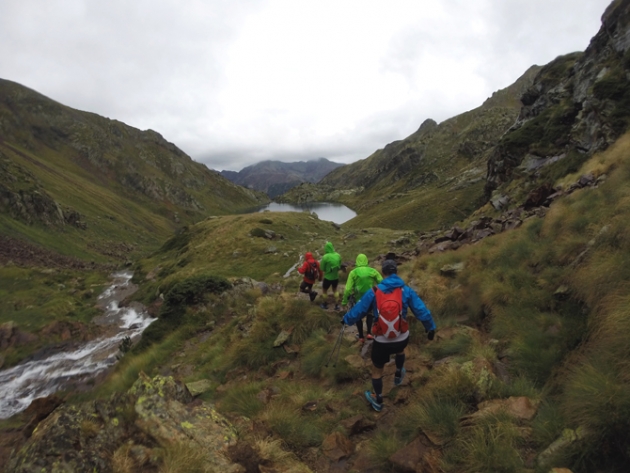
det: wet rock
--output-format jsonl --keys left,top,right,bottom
{"left": 341, "top": 415, "right": 376, "bottom": 436}
{"left": 459, "top": 357, "right": 496, "bottom": 401}
{"left": 524, "top": 183, "right": 554, "bottom": 209}
{"left": 228, "top": 441, "right": 267, "bottom": 473}
{"left": 321, "top": 431, "right": 354, "bottom": 461}
{"left": 553, "top": 285, "right": 571, "bottom": 300}
{"left": 389, "top": 434, "right": 440, "bottom": 473}
{"left": 464, "top": 396, "right": 540, "bottom": 425}
{"left": 440, "top": 262, "right": 464, "bottom": 277}
{"left": 0, "top": 322, "right": 38, "bottom": 350}
{"left": 538, "top": 427, "right": 590, "bottom": 468}
{"left": 578, "top": 173, "right": 595, "bottom": 187}
{"left": 344, "top": 354, "right": 365, "bottom": 370}
{"left": 491, "top": 194, "right": 509, "bottom": 210}
{"left": 302, "top": 401, "right": 318, "bottom": 412}
{"left": 273, "top": 330, "right": 291, "bottom": 347}
{"left": 185, "top": 379, "right": 213, "bottom": 397}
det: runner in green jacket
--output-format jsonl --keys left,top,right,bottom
{"left": 342, "top": 254, "right": 383, "bottom": 341}
{"left": 319, "top": 241, "right": 342, "bottom": 310}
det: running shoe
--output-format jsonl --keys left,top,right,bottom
{"left": 364, "top": 391, "right": 383, "bottom": 412}
{"left": 394, "top": 367, "right": 406, "bottom": 386}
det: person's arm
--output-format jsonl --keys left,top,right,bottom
{"left": 342, "top": 271, "right": 356, "bottom": 305}
{"left": 406, "top": 286, "right": 436, "bottom": 332}
{"left": 372, "top": 269, "right": 383, "bottom": 284}
{"left": 297, "top": 261, "right": 306, "bottom": 274}
{"left": 317, "top": 262, "right": 323, "bottom": 281}
{"left": 343, "top": 289, "right": 374, "bottom": 325}
{"left": 320, "top": 256, "right": 329, "bottom": 274}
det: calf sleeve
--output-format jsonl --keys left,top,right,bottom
{"left": 356, "top": 321, "right": 364, "bottom": 338}
{"left": 395, "top": 353, "right": 406, "bottom": 374}
{"left": 372, "top": 377, "right": 383, "bottom": 403}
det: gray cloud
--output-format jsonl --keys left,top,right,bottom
{"left": 0, "top": 0, "right": 613, "bottom": 172}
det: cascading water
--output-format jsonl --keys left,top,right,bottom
{"left": 0, "top": 271, "right": 155, "bottom": 419}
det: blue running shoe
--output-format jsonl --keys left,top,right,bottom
{"left": 364, "top": 390, "right": 383, "bottom": 412}
{"left": 319, "top": 303, "right": 328, "bottom": 310}
{"left": 394, "top": 367, "right": 406, "bottom": 386}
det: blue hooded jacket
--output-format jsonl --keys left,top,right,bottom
{"left": 343, "top": 274, "right": 436, "bottom": 334}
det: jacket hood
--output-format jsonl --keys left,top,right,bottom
{"left": 324, "top": 242, "right": 335, "bottom": 254}
{"left": 378, "top": 274, "right": 405, "bottom": 291}
{"left": 355, "top": 254, "right": 368, "bottom": 267}
{"left": 305, "top": 252, "right": 314, "bottom": 261}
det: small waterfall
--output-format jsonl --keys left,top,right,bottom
{"left": 0, "top": 271, "right": 155, "bottom": 419}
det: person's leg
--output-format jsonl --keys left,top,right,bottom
{"left": 366, "top": 341, "right": 390, "bottom": 409}
{"left": 320, "top": 279, "right": 331, "bottom": 308}
{"left": 394, "top": 339, "right": 409, "bottom": 385}
{"left": 356, "top": 320, "right": 364, "bottom": 340}
{"left": 366, "top": 313, "right": 373, "bottom": 339}
{"left": 332, "top": 280, "right": 340, "bottom": 310}
{"left": 370, "top": 364, "right": 385, "bottom": 403}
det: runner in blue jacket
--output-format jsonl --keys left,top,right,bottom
{"left": 343, "top": 259, "right": 436, "bottom": 411}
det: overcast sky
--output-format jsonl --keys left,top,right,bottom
{"left": 0, "top": 0, "right": 612, "bottom": 171}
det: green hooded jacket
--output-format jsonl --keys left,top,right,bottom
{"left": 320, "top": 242, "right": 342, "bottom": 281}
{"left": 342, "top": 254, "right": 383, "bottom": 305}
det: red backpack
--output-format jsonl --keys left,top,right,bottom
{"left": 372, "top": 287, "right": 408, "bottom": 338}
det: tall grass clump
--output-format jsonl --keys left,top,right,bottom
{"left": 158, "top": 441, "right": 209, "bottom": 473}
{"left": 221, "top": 381, "right": 266, "bottom": 418}
{"left": 262, "top": 404, "right": 324, "bottom": 449}
{"left": 397, "top": 396, "right": 466, "bottom": 444}
{"left": 283, "top": 299, "right": 335, "bottom": 344}
{"left": 452, "top": 413, "right": 525, "bottom": 473}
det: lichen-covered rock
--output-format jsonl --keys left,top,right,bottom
{"left": 6, "top": 373, "right": 239, "bottom": 473}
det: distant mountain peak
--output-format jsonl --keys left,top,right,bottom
{"left": 220, "top": 158, "right": 344, "bottom": 198}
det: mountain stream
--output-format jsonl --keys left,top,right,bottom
{"left": 0, "top": 271, "right": 155, "bottom": 419}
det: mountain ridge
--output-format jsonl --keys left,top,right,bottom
{"left": 220, "top": 157, "right": 344, "bottom": 198}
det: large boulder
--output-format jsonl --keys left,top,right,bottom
{"left": 6, "top": 373, "right": 241, "bottom": 473}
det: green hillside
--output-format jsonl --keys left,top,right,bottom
{"left": 0, "top": 78, "right": 269, "bottom": 262}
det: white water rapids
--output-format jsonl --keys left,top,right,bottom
{"left": 0, "top": 271, "right": 155, "bottom": 419}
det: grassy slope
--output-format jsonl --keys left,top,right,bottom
{"left": 0, "top": 78, "right": 269, "bottom": 261}
{"left": 94, "top": 131, "right": 630, "bottom": 472}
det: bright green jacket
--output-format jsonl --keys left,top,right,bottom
{"left": 320, "top": 242, "right": 341, "bottom": 281}
{"left": 342, "top": 254, "right": 383, "bottom": 305}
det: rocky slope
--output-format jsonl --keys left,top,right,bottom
{"left": 486, "top": 0, "right": 630, "bottom": 199}
{"left": 221, "top": 158, "right": 344, "bottom": 198}
{"left": 277, "top": 65, "right": 540, "bottom": 230}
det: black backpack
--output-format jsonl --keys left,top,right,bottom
{"left": 304, "top": 261, "right": 318, "bottom": 280}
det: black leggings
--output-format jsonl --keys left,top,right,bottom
{"left": 356, "top": 314, "right": 373, "bottom": 339}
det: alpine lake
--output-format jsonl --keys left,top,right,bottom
{"left": 253, "top": 202, "right": 357, "bottom": 225}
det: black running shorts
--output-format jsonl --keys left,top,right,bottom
{"left": 322, "top": 278, "right": 339, "bottom": 291}
{"left": 371, "top": 338, "right": 409, "bottom": 369}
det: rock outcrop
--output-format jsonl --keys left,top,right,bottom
{"left": 486, "top": 0, "right": 630, "bottom": 195}
{"left": 5, "top": 373, "right": 242, "bottom": 473}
